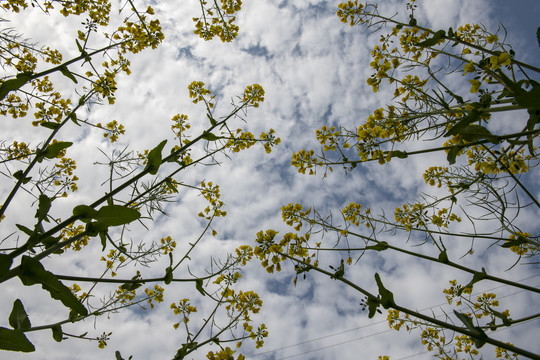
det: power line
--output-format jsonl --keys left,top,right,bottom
{"left": 244, "top": 275, "right": 539, "bottom": 359}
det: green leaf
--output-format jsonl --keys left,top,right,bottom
{"left": 99, "top": 230, "right": 107, "bottom": 251}
{"left": 459, "top": 125, "right": 498, "bottom": 143}
{"left": 0, "top": 327, "right": 35, "bottom": 352}
{"left": 37, "top": 141, "right": 73, "bottom": 163}
{"left": 35, "top": 194, "right": 52, "bottom": 222}
{"left": 94, "top": 205, "right": 141, "bottom": 227}
{"left": 0, "top": 73, "right": 32, "bottom": 101}
{"left": 207, "top": 114, "right": 217, "bottom": 126}
{"left": 43, "top": 142, "right": 72, "bottom": 159}
{"left": 13, "top": 170, "right": 31, "bottom": 184}
{"left": 516, "top": 82, "right": 540, "bottom": 111}
{"left": 366, "top": 295, "right": 380, "bottom": 319}
{"left": 164, "top": 267, "right": 173, "bottom": 285}
{"left": 15, "top": 224, "right": 34, "bottom": 236}
{"left": 391, "top": 150, "right": 408, "bottom": 159}
{"left": 366, "top": 242, "right": 388, "bottom": 252}
{"left": 59, "top": 65, "right": 77, "bottom": 83}
{"left": 330, "top": 259, "right": 345, "bottom": 279}
{"left": 201, "top": 131, "right": 220, "bottom": 141}
{"left": 195, "top": 278, "right": 205, "bottom": 296}
{"left": 0, "top": 254, "right": 13, "bottom": 277}
{"left": 40, "top": 122, "right": 61, "bottom": 130}
{"left": 72, "top": 205, "right": 99, "bottom": 223}
{"left": 69, "top": 113, "right": 80, "bottom": 126}
{"left": 374, "top": 273, "right": 395, "bottom": 309}
{"left": 165, "top": 177, "right": 179, "bottom": 193}
{"left": 446, "top": 145, "right": 462, "bottom": 165}
{"left": 18, "top": 255, "right": 88, "bottom": 316}
{"left": 145, "top": 140, "right": 167, "bottom": 175}
{"left": 501, "top": 235, "right": 528, "bottom": 248}
{"left": 458, "top": 268, "right": 487, "bottom": 296}
{"left": 51, "top": 325, "right": 62, "bottom": 342}
{"left": 438, "top": 250, "right": 449, "bottom": 263}
{"left": 121, "top": 274, "right": 143, "bottom": 291}
{"left": 454, "top": 310, "right": 487, "bottom": 348}
{"left": 9, "top": 300, "right": 31, "bottom": 331}
{"left": 417, "top": 30, "right": 445, "bottom": 47}
{"left": 444, "top": 111, "right": 481, "bottom": 137}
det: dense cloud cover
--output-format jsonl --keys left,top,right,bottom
{"left": 1, "top": 0, "right": 539, "bottom": 359}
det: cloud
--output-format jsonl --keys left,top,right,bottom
{"left": 1, "top": 1, "right": 539, "bottom": 359}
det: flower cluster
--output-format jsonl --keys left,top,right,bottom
{"left": 54, "top": 157, "right": 79, "bottom": 196}
{"left": 96, "top": 120, "right": 125, "bottom": 143}
{"left": 61, "top": 223, "right": 90, "bottom": 251}
{"left": 160, "top": 236, "right": 177, "bottom": 254}
{"left": 144, "top": 285, "right": 165, "bottom": 309}
{"left": 198, "top": 181, "right": 227, "bottom": 219}
{"left": 242, "top": 84, "right": 265, "bottom": 107}
{"left": 193, "top": 0, "right": 241, "bottom": 42}
{"left": 171, "top": 298, "right": 197, "bottom": 328}
{"left": 206, "top": 347, "right": 245, "bottom": 360}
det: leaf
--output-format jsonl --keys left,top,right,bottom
{"left": 446, "top": 146, "right": 462, "bottom": 165}
{"left": 51, "top": 325, "right": 62, "bottom": 342}
{"left": 116, "top": 351, "right": 125, "bottom": 360}
{"left": 0, "top": 327, "right": 35, "bottom": 352}
{"left": 59, "top": 65, "right": 77, "bottom": 83}
{"left": 9, "top": 300, "right": 31, "bottom": 331}
{"left": 121, "top": 275, "right": 143, "bottom": 291}
{"left": 330, "top": 259, "right": 345, "bottom": 279}
{"left": 458, "top": 268, "right": 487, "bottom": 296}
{"left": 438, "top": 250, "right": 449, "bottom": 263}
{"left": 40, "top": 122, "right": 61, "bottom": 130}
{"left": 0, "top": 254, "right": 13, "bottom": 277}
{"left": 201, "top": 131, "right": 220, "bottom": 141}
{"left": 94, "top": 205, "right": 141, "bottom": 227}
{"left": 69, "top": 113, "right": 79, "bottom": 126}
{"left": 164, "top": 267, "right": 173, "bottom": 285}
{"left": 460, "top": 125, "right": 498, "bottom": 143}
{"left": 72, "top": 205, "right": 99, "bottom": 223}
{"left": 501, "top": 235, "right": 528, "bottom": 248}
{"left": 454, "top": 310, "right": 487, "bottom": 348}
{"left": 392, "top": 150, "right": 408, "bottom": 159}
{"left": 444, "top": 111, "right": 481, "bottom": 137}
{"left": 145, "top": 140, "right": 167, "bottom": 175}
{"left": 165, "top": 177, "right": 178, "bottom": 193}
{"left": 0, "top": 73, "right": 32, "bottom": 101}
{"left": 13, "top": 170, "right": 31, "bottom": 184}
{"left": 516, "top": 81, "right": 540, "bottom": 111}
{"left": 99, "top": 230, "right": 107, "bottom": 251}
{"left": 44, "top": 141, "right": 72, "bottom": 159}
{"left": 366, "top": 242, "right": 388, "bottom": 252}
{"left": 207, "top": 114, "right": 217, "bottom": 126}
{"left": 366, "top": 296, "right": 380, "bottom": 319}
{"left": 37, "top": 142, "right": 73, "bottom": 163}
{"left": 417, "top": 30, "right": 445, "bottom": 47}
{"left": 35, "top": 194, "right": 52, "bottom": 222}
{"left": 15, "top": 224, "right": 34, "bottom": 236}
{"left": 195, "top": 278, "right": 205, "bottom": 296}
{"left": 374, "top": 273, "right": 395, "bottom": 309}
{"left": 18, "top": 255, "right": 88, "bottom": 316}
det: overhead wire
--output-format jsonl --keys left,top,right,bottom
{"left": 244, "top": 274, "right": 539, "bottom": 359}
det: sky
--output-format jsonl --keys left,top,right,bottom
{"left": 0, "top": 0, "right": 539, "bottom": 359}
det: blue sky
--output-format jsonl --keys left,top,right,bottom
{"left": 1, "top": 1, "right": 539, "bottom": 359}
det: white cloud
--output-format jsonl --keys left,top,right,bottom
{"left": 1, "top": 0, "right": 539, "bottom": 359}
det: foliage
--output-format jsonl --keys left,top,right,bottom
{"left": 0, "top": 0, "right": 277, "bottom": 358}
{"left": 257, "top": 0, "right": 540, "bottom": 358}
